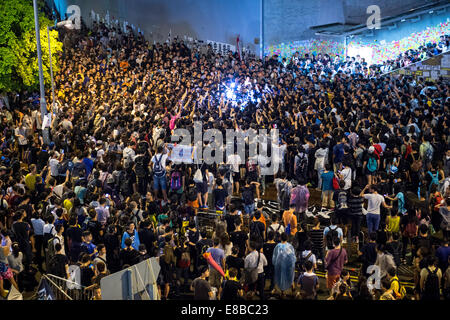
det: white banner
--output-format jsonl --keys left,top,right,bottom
{"left": 167, "top": 144, "right": 195, "bottom": 164}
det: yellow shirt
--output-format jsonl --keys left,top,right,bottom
{"left": 63, "top": 199, "right": 73, "bottom": 214}
{"left": 25, "top": 173, "right": 37, "bottom": 191}
{"left": 389, "top": 276, "right": 400, "bottom": 297}
{"left": 386, "top": 216, "right": 400, "bottom": 234}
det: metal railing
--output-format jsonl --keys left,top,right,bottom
{"left": 40, "top": 274, "right": 94, "bottom": 300}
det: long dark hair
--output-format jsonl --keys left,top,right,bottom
{"left": 12, "top": 242, "right": 21, "bottom": 258}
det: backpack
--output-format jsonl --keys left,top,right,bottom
{"left": 422, "top": 267, "right": 440, "bottom": 299}
{"left": 332, "top": 177, "right": 340, "bottom": 190}
{"left": 285, "top": 212, "right": 294, "bottom": 235}
{"left": 163, "top": 245, "right": 175, "bottom": 265}
{"left": 403, "top": 221, "right": 417, "bottom": 238}
{"left": 279, "top": 182, "right": 291, "bottom": 210}
{"left": 170, "top": 171, "right": 182, "bottom": 191}
{"left": 299, "top": 251, "right": 313, "bottom": 272}
{"left": 326, "top": 226, "right": 339, "bottom": 249}
{"left": 336, "top": 190, "right": 348, "bottom": 209}
{"left": 72, "top": 162, "right": 86, "bottom": 178}
{"left": 247, "top": 159, "right": 257, "bottom": 173}
{"left": 178, "top": 250, "right": 191, "bottom": 268}
{"left": 295, "top": 153, "right": 308, "bottom": 178}
{"left": 367, "top": 156, "right": 377, "bottom": 173}
{"left": 57, "top": 160, "right": 70, "bottom": 176}
{"left": 389, "top": 242, "right": 402, "bottom": 267}
{"left": 187, "top": 186, "right": 197, "bottom": 202}
{"left": 46, "top": 236, "right": 60, "bottom": 263}
{"left": 427, "top": 171, "right": 439, "bottom": 192}
{"left": 250, "top": 220, "right": 264, "bottom": 240}
{"left": 43, "top": 226, "right": 55, "bottom": 246}
{"left": 134, "top": 156, "right": 147, "bottom": 178}
{"left": 439, "top": 177, "right": 450, "bottom": 195}
{"left": 47, "top": 255, "right": 65, "bottom": 277}
{"left": 153, "top": 154, "right": 165, "bottom": 177}
{"left": 242, "top": 187, "right": 254, "bottom": 205}
{"left": 410, "top": 153, "right": 422, "bottom": 172}
{"left": 269, "top": 224, "right": 283, "bottom": 242}
{"left": 423, "top": 143, "right": 434, "bottom": 163}
{"left": 119, "top": 171, "right": 131, "bottom": 195}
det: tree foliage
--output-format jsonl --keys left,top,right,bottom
{"left": 0, "top": 0, "right": 62, "bottom": 92}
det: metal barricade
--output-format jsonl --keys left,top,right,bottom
{"left": 41, "top": 274, "right": 94, "bottom": 300}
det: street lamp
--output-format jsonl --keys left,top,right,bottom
{"left": 32, "top": 0, "right": 50, "bottom": 145}
{"left": 47, "top": 26, "right": 56, "bottom": 115}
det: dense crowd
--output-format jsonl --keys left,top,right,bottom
{"left": 0, "top": 19, "right": 449, "bottom": 301}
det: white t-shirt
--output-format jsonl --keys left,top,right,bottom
{"left": 364, "top": 193, "right": 385, "bottom": 215}
{"left": 151, "top": 153, "right": 169, "bottom": 174}
{"left": 49, "top": 158, "right": 60, "bottom": 177}
{"left": 340, "top": 167, "right": 352, "bottom": 190}
{"left": 268, "top": 223, "right": 285, "bottom": 235}
{"left": 227, "top": 154, "right": 241, "bottom": 173}
{"left": 43, "top": 223, "right": 57, "bottom": 236}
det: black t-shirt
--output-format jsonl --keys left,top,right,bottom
{"left": 412, "top": 236, "right": 433, "bottom": 257}
{"left": 213, "top": 188, "right": 228, "bottom": 207}
{"left": 87, "top": 220, "right": 103, "bottom": 244}
{"left": 80, "top": 265, "right": 95, "bottom": 287}
{"left": 192, "top": 277, "right": 212, "bottom": 300}
{"left": 361, "top": 242, "right": 377, "bottom": 268}
{"left": 48, "top": 254, "right": 68, "bottom": 278}
{"left": 225, "top": 255, "right": 244, "bottom": 278}
{"left": 230, "top": 231, "right": 248, "bottom": 258}
{"left": 295, "top": 231, "right": 308, "bottom": 253}
{"left": 139, "top": 228, "right": 156, "bottom": 253}
{"left": 66, "top": 226, "right": 83, "bottom": 244}
{"left": 196, "top": 239, "right": 213, "bottom": 256}
{"left": 119, "top": 248, "right": 140, "bottom": 267}
{"left": 12, "top": 221, "right": 30, "bottom": 247}
{"left": 224, "top": 214, "right": 239, "bottom": 234}
{"left": 187, "top": 229, "right": 200, "bottom": 244}
{"left": 263, "top": 242, "right": 276, "bottom": 267}
{"left": 37, "top": 150, "right": 50, "bottom": 171}
{"left": 242, "top": 185, "right": 255, "bottom": 205}
{"left": 221, "top": 279, "right": 242, "bottom": 300}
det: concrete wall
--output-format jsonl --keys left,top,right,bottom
{"left": 52, "top": 0, "right": 261, "bottom": 53}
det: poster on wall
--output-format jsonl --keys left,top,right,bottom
{"left": 442, "top": 55, "right": 450, "bottom": 68}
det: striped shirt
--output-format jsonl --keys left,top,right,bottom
{"left": 348, "top": 195, "right": 364, "bottom": 216}
{"left": 309, "top": 228, "right": 325, "bottom": 251}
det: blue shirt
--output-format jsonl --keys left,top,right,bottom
{"left": 323, "top": 225, "right": 343, "bottom": 239}
{"left": 333, "top": 143, "right": 344, "bottom": 163}
{"left": 206, "top": 247, "right": 224, "bottom": 269}
{"left": 397, "top": 192, "right": 406, "bottom": 214}
{"left": 436, "top": 246, "right": 450, "bottom": 270}
{"left": 31, "top": 218, "right": 45, "bottom": 236}
{"left": 121, "top": 230, "right": 140, "bottom": 251}
{"left": 82, "top": 157, "right": 94, "bottom": 176}
{"left": 82, "top": 241, "right": 97, "bottom": 254}
{"left": 321, "top": 171, "right": 335, "bottom": 191}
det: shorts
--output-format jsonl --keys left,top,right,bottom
{"left": 153, "top": 174, "right": 167, "bottom": 191}
{"left": 188, "top": 199, "right": 199, "bottom": 209}
{"left": 0, "top": 263, "right": 13, "bottom": 280}
{"left": 232, "top": 172, "right": 240, "bottom": 182}
{"left": 365, "top": 168, "right": 377, "bottom": 176}
{"left": 336, "top": 208, "right": 350, "bottom": 224}
{"left": 247, "top": 171, "right": 258, "bottom": 183}
{"left": 326, "top": 274, "right": 340, "bottom": 289}
{"left": 209, "top": 268, "right": 223, "bottom": 289}
{"left": 196, "top": 182, "right": 208, "bottom": 194}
